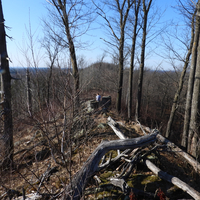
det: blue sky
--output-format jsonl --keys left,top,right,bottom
{"left": 3, "top": 0, "right": 48, "bottom": 67}
{"left": 3, "top": 0, "right": 107, "bottom": 67}
{"left": 2, "top": 0, "right": 186, "bottom": 69}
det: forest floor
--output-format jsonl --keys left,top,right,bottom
{"left": 0, "top": 105, "right": 200, "bottom": 199}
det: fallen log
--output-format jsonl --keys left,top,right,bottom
{"left": 145, "top": 159, "right": 200, "bottom": 200}
{"left": 61, "top": 133, "right": 158, "bottom": 200}
{"left": 156, "top": 134, "right": 200, "bottom": 173}
{"left": 108, "top": 117, "right": 200, "bottom": 199}
{"left": 107, "top": 116, "right": 127, "bottom": 139}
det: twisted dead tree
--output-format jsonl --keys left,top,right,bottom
{"left": 61, "top": 132, "right": 158, "bottom": 199}
{"left": 59, "top": 117, "right": 200, "bottom": 199}
{"left": 62, "top": 117, "right": 200, "bottom": 199}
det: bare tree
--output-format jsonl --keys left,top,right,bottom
{"left": 187, "top": 37, "right": 200, "bottom": 156}
{"left": 41, "top": 29, "right": 60, "bottom": 106}
{"left": 128, "top": 0, "right": 141, "bottom": 119}
{"left": 94, "top": 0, "right": 134, "bottom": 113}
{"left": 187, "top": 1, "right": 200, "bottom": 156}
{"left": 135, "top": 0, "right": 153, "bottom": 121}
{"left": 22, "top": 21, "right": 43, "bottom": 114}
{"left": 45, "top": 0, "right": 94, "bottom": 113}
{"left": 26, "top": 68, "right": 32, "bottom": 117}
{"left": 182, "top": 0, "right": 200, "bottom": 148}
{"left": 0, "top": 0, "right": 13, "bottom": 168}
{"left": 165, "top": 9, "right": 196, "bottom": 138}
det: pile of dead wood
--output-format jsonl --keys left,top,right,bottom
{"left": 60, "top": 116, "right": 200, "bottom": 200}
{"left": 14, "top": 116, "right": 200, "bottom": 200}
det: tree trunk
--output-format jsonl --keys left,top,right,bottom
{"left": 182, "top": 1, "right": 200, "bottom": 148}
{"left": 187, "top": 33, "right": 200, "bottom": 156}
{"left": 128, "top": 0, "right": 141, "bottom": 119}
{"left": 135, "top": 0, "right": 152, "bottom": 121}
{"left": 116, "top": 0, "right": 134, "bottom": 113}
{"left": 65, "top": 17, "right": 79, "bottom": 112}
{"left": 26, "top": 68, "right": 32, "bottom": 116}
{"left": 47, "top": 58, "right": 55, "bottom": 106}
{"left": 0, "top": 0, "right": 13, "bottom": 168}
{"left": 165, "top": 11, "right": 195, "bottom": 138}
{"left": 116, "top": 36, "right": 124, "bottom": 113}
{"left": 54, "top": 0, "right": 80, "bottom": 112}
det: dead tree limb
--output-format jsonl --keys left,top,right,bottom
{"left": 135, "top": 122, "right": 200, "bottom": 174}
{"left": 108, "top": 117, "right": 200, "bottom": 199}
{"left": 156, "top": 134, "right": 200, "bottom": 173}
{"left": 109, "top": 178, "right": 129, "bottom": 193}
{"left": 107, "top": 116, "right": 127, "bottom": 139}
{"left": 61, "top": 133, "right": 158, "bottom": 200}
{"left": 145, "top": 159, "right": 200, "bottom": 200}
{"left": 136, "top": 120, "right": 147, "bottom": 135}
{"left": 98, "top": 149, "right": 131, "bottom": 170}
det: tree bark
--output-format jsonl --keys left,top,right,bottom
{"left": 0, "top": 0, "right": 13, "bottom": 168}
{"left": 182, "top": 0, "right": 200, "bottom": 148}
{"left": 116, "top": 35, "right": 125, "bottom": 113}
{"left": 187, "top": 32, "right": 200, "bottom": 156}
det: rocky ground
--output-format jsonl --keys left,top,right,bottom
{"left": 0, "top": 106, "right": 200, "bottom": 199}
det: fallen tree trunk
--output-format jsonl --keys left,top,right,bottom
{"left": 107, "top": 116, "right": 127, "bottom": 139}
{"left": 132, "top": 122, "right": 200, "bottom": 174}
{"left": 108, "top": 117, "right": 200, "bottom": 199}
{"left": 61, "top": 133, "right": 158, "bottom": 200}
{"left": 156, "top": 134, "right": 200, "bottom": 173}
{"left": 60, "top": 116, "right": 200, "bottom": 199}
{"left": 145, "top": 159, "right": 200, "bottom": 200}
